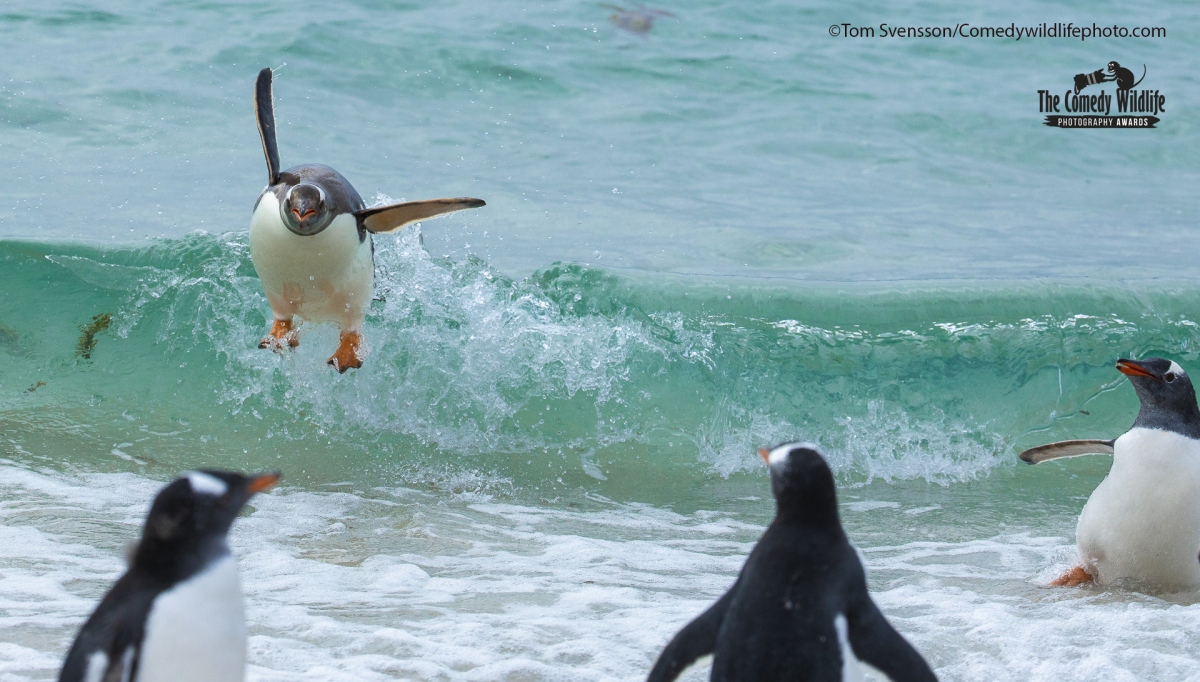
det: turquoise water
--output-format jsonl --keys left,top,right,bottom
{"left": 3, "top": 0, "right": 1200, "bottom": 680}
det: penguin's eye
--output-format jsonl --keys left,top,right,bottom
{"left": 1165, "top": 372, "right": 1177, "bottom": 383}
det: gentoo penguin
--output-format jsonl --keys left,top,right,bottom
{"left": 249, "top": 67, "right": 485, "bottom": 371}
{"left": 58, "top": 470, "right": 280, "bottom": 682}
{"left": 646, "top": 443, "right": 937, "bottom": 682}
{"left": 1020, "top": 357, "right": 1200, "bottom": 588}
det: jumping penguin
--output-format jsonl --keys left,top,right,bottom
{"left": 249, "top": 67, "right": 485, "bottom": 371}
{"left": 646, "top": 443, "right": 937, "bottom": 682}
{"left": 1021, "top": 357, "right": 1200, "bottom": 588}
{"left": 58, "top": 470, "right": 280, "bottom": 682}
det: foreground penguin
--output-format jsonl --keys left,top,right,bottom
{"left": 1021, "top": 357, "right": 1200, "bottom": 588}
{"left": 58, "top": 470, "right": 280, "bottom": 682}
{"left": 647, "top": 443, "right": 937, "bottom": 682}
{"left": 249, "top": 67, "right": 485, "bottom": 371}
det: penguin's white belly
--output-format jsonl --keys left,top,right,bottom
{"left": 136, "top": 555, "right": 246, "bottom": 682}
{"left": 249, "top": 192, "right": 373, "bottom": 329}
{"left": 1076, "top": 427, "right": 1200, "bottom": 588}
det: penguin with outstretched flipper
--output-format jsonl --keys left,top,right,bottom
{"left": 646, "top": 442, "right": 937, "bottom": 682}
{"left": 1021, "top": 358, "right": 1200, "bottom": 589}
{"left": 249, "top": 67, "right": 485, "bottom": 371}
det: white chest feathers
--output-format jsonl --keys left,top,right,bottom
{"left": 136, "top": 555, "right": 246, "bottom": 682}
{"left": 834, "top": 613, "right": 864, "bottom": 682}
{"left": 248, "top": 191, "right": 374, "bottom": 329}
{"left": 1077, "top": 427, "right": 1200, "bottom": 588}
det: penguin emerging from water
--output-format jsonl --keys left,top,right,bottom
{"left": 58, "top": 470, "right": 280, "bottom": 682}
{"left": 1021, "top": 357, "right": 1200, "bottom": 589}
{"left": 646, "top": 443, "right": 937, "bottom": 682}
{"left": 249, "top": 67, "right": 485, "bottom": 371}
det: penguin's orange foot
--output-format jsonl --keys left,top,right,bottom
{"left": 327, "top": 331, "right": 364, "bottom": 373}
{"left": 1050, "top": 566, "right": 1094, "bottom": 587}
{"left": 258, "top": 319, "right": 299, "bottom": 351}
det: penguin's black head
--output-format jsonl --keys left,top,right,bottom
{"left": 757, "top": 442, "right": 841, "bottom": 525}
{"left": 281, "top": 183, "right": 334, "bottom": 235}
{"left": 136, "top": 470, "right": 280, "bottom": 568}
{"left": 1107, "top": 61, "right": 1121, "bottom": 73}
{"left": 1117, "top": 358, "right": 1200, "bottom": 435}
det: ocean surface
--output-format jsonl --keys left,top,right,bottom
{"left": 3, "top": 0, "right": 1200, "bottom": 680}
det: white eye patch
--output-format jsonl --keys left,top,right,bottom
{"left": 1169, "top": 361, "right": 1185, "bottom": 377}
{"left": 185, "top": 471, "right": 228, "bottom": 496}
{"left": 767, "top": 441, "right": 819, "bottom": 465}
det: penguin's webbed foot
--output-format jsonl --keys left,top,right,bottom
{"left": 1050, "top": 566, "right": 1094, "bottom": 587}
{"left": 259, "top": 319, "right": 299, "bottom": 351}
{"left": 327, "top": 331, "right": 364, "bottom": 373}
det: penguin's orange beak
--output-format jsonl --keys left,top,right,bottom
{"left": 292, "top": 207, "right": 316, "bottom": 221}
{"left": 1116, "top": 359, "right": 1155, "bottom": 379}
{"left": 247, "top": 472, "right": 281, "bottom": 494}
{"left": 758, "top": 448, "right": 770, "bottom": 464}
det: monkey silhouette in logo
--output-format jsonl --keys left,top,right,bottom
{"left": 1074, "top": 61, "right": 1146, "bottom": 94}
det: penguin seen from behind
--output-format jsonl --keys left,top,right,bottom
{"left": 646, "top": 443, "right": 937, "bottom": 682}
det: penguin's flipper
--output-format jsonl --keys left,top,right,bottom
{"left": 356, "top": 198, "right": 486, "bottom": 234}
{"left": 1018, "top": 439, "right": 1115, "bottom": 465}
{"left": 60, "top": 645, "right": 135, "bottom": 682}
{"left": 646, "top": 582, "right": 736, "bottom": 682}
{"left": 846, "top": 597, "right": 937, "bottom": 682}
{"left": 255, "top": 67, "right": 281, "bottom": 186}
{"left": 59, "top": 574, "right": 153, "bottom": 682}
{"left": 58, "top": 618, "right": 141, "bottom": 682}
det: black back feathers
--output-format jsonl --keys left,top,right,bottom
{"left": 646, "top": 443, "right": 937, "bottom": 682}
{"left": 255, "top": 68, "right": 281, "bottom": 186}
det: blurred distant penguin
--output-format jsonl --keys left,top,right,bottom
{"left": 601, "top": 3, "right": 675, "bottom": 35}
{"left": 249, "top": 67, "right": 485, "bottom": 371}
{"left": 646, "top": 442, "right": 937, "bottom": 682}
{"left": 58, "top": 470, "right": 280, "bottom": 682}
{"left": 1021, "top": 358, "right": 1200, "bottom": 589}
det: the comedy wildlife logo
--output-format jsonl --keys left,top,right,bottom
{"left": 1074, "top": 61, "right": 1145, "bottom": 93}
{"left": 1039, "top": 60, "right": 1165, "bottom": 128}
